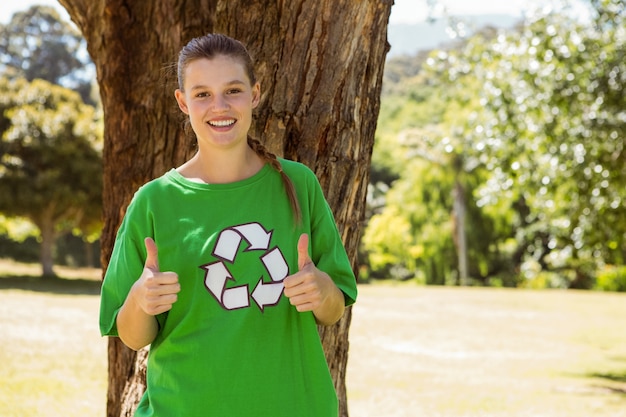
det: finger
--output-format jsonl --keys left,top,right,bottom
{"left": 146, "top": 300, "right": 176, "bottom": 316}
{"left": 282, "top": 273, "right": 304, "bottom": 295}
{"left": 297, "top": 233, "right": 313, "bottom": 270}
{"left": 144, "top": 237, "right": 160, "bottom": 272}
{"left": 153, "top": 271, "right": 179, "bottom": 286}
{"left": 291, "top": 301, "right": 315, "bottom": 313}
{"left": 286, "top": 290, "right": 318, "bottom": 309}
{"left": 148, "top": 281, "right": 180, "bottom": 297}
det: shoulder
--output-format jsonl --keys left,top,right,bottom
{"left": 278, "top": 158, "right": 318, "bottom": 184}
{"left": 278, "top": 158, "right": 327, "bottom": 211}
{"left": 134, "top": 170, "right": 178, "bottom": 197}
{"left": 126, "top": 170, "right": 177, "bottom": 211}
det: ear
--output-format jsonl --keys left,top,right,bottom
{"left": 251, "top": 82, "right": 261, "bottom": 109}
{"left": 175, "top": 89, "right": 189, "bottom": 114}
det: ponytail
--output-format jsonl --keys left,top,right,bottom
{"left": 247, "top": 136, "right": 302, "bottom": 225}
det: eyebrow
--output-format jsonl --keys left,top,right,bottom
{"left": 189, "top": 80, "right": 247, "bottom": 91}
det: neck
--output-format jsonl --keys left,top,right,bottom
{"left": 178, "top": 146, "right": 264, "bottom": 184}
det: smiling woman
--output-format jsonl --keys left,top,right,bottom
{"left": 174, "top": 56, "right": 261, "bottom": 178}
{"left": 99, "top": 33, "right": 357, "bottom": 417}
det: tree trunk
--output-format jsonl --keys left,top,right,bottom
{"left": 453, "top": 179, "right": 468, "bottom": 285}
{"left": 36, "top": 207, "right": 56, "bottom": 278}
{"left": 84, "top": 240, "right": 94, "bottom": 268}
{"left": 58, "top": 1, "right": 391, "bottom": 416}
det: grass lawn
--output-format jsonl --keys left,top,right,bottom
{"left": 0, "top": 260, "right": 105, "bottom": 417}
{"left": 348, "top": 283, "right": 626, "bottom": 417}
{"left": 1, "top": 259, "right": 626, "bottom": 416}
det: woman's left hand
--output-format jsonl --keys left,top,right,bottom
{"left": 283, "top": 234, "right": 345, "bottom": 325}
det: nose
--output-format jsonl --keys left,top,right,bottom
{"left": 211, "top": 94, "right": 229, "bottom": 112}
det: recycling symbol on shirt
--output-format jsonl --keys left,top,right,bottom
{"left": 200, "top": 222, "right": 289, "bottom": 311}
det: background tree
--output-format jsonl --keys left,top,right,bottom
{"left": 0, "top": 5, "right": 95, "bottom": 105}
{"left": 364, "top": 0, "right": 625, "bottom": 289}
{"left": 0, "top": 4, "right": 101, "bottom": 272}
{"left": 0, "top": 77, "right": 102, "bottom": 277}
{"left": 457, "top": 0, "right": 626, "bottom": 287}
{"left": 56, "top": 0, "right": 392, "bottom": 416}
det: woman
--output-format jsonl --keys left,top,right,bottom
{"left": 99, "top": 33, "right": 357, "bottom": 417}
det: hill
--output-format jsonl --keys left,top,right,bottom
{"left": 388, "top": 14, "right": 522, "bottom": 57}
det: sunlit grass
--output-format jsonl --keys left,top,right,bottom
{"left": 347, "top": 284, "right": 626, "bottom": 417}
{"left": 0, "top": 260, "right": 106, "bottom": 417}
{"left": 1, "top": 260, "right": 625, "bottom": 417}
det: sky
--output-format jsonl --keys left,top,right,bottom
{"left": 391, "top": 0, "right": 529, "bottom": 23}
{"left": 0, "top": 0, "right": 67, "bottom": 24}
{"left": 0, "top": 0, "right": 590, "bottom": 25}
{"left": 390, "top": 0, "right": 589, "bottom": 24}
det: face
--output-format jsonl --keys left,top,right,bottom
{"left": 175, "top": 55, "right": 260, "bottom": 151}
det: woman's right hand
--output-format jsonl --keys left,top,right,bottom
{"left": 130, "top": 237, "right": 181, "bottom": 316}
{"left": 116, "top": 237, "right": 180, "bottom": 350}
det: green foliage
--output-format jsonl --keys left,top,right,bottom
{"left": 595, "top": 265, "right": 626, "bottom": 292}
{"left": 0, "top": 214, "right": 37, "bottom": 242}
{"left": 0, "top": 76, "right": 103, "bottom": 244}
{"left": 362, "top": 207, "right": 419, "bottom": 279}
{"left": 0, "top": 6, "right": 101, "bottom": 275}
{"left": 462, "top": 4, "right": 626, "bottom": 284}
{"left": 363, "top": 1, "right": 626, "bottom": 288}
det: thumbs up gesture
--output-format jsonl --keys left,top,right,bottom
{"left": 283, "top": 234, "right": 346, "bottom": 325}
{"left": 131, "top": 237, "right": 181, "bottom": 316}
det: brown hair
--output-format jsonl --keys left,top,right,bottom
{"left": 177, "top": 33, "right": 301, "bottom": 224}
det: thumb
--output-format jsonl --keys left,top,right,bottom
{"left": 144, "top": 237, "right": 160, "bottom": 272}
{"left": 297, "top": 233, "right": 313, "bottom": 270}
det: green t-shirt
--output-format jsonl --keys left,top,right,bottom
{"left": 100, "top": 159, "right": 357, "bottom": 417}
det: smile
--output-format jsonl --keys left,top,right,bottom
{"left": 208, "top": 119, "right": 236, "bottom": 127}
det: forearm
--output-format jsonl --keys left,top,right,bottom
{"left": 313, "top": 282, "right": 346, "bottom": 326}
{"left": 116, "top": 295, "right": 159, "bottom": 351}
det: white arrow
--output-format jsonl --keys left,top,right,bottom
{"left": 202, "top": 223, "right": 284, "bottom": 311}
{"left": 223, "top": 285, "right": 250, "bottom": 310}
{"left": 202, "top": 261, "right": 231, "bottom": 303}
{"left": 251, "top": 279, "right": 284, "bottom": 311}
{"left": 234, "top": 223, "right": 272, "bottom": 251}
{"left": 261, "top": 247, "right": 289, "bottom": 282}
{"left": 202, "top": 261, "right": 250, "bottom": 310}
{"left": 213, "top": 229, "right": 242, "bottom": 262}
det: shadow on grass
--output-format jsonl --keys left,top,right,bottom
{"left": 591, "top": 372, "right": 626, "bottom": 384}
{"left": 0, "top": 274, "right": 101, "bottom": 296}
{"left": 585, "top": 368, "right": 626, "bottom": 396}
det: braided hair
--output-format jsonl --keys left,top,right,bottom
{"left": 177, "top": 33, "right": 301, "bottom": 224}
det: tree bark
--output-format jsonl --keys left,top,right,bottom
{"left": 453, "top": 179, "right": 468, "bottom": 285}
{"left": 37, "top": 212, "right": 56, "bottom": 278}
{"left": 84, "top": 240, "right": 95, "bottom": 268}
{"left": 58, "top": 1, "right": 391, "bottom": 416}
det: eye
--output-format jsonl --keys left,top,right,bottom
{"left": 195, "top": 91, "right": 209, "bottom": 98}
{"left": 227, "top": 88, "right": 242, "bottom": 95}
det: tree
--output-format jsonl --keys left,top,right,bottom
{"left": 364, "top": 52, "right": 501, "bottom": 285}
{"left": 366, "top": 0, "right": 625, "bottom": 289}
{"left": 56, "top": 0, "right": 392, "bottom": 415}
{"left": 0, "top": 77, "right": 102, "bottom": 276}
{"left": 0, "top": 5, "right": 95, "bottom": 105}
{"left": 456, "top": 2, "right": 626, "bottom": 286}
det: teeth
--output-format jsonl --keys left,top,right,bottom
{"left": 209, "top": 119, "right": 235, "bottom": 127}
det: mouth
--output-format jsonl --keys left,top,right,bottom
{"left": 208, "top": 119, "right": 236, "bottom": 127}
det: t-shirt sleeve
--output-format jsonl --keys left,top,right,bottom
{"left": 99, "top": 199, "right": 145, "bottom": 336}
{"left": 305, "top": 170, "right": 358, "bottom": 307}
{"left": 99, "top": 190, "right": 167, "bottom": 337}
